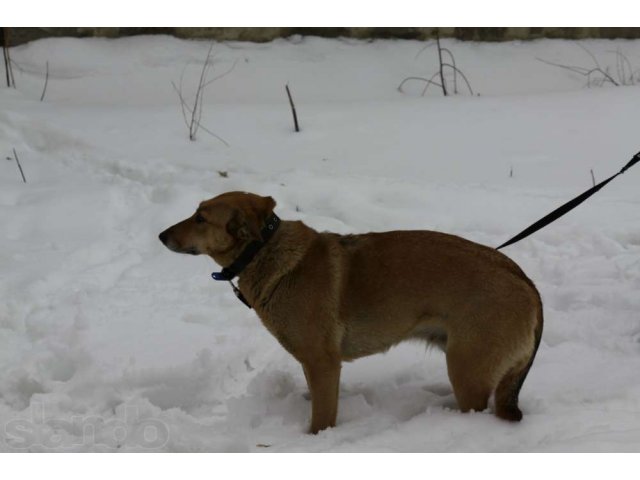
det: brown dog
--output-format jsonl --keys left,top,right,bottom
{"left": 159, "top": 191, "right": 543, "bottom": 434}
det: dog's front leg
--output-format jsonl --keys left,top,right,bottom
{"left": 302, "top": 358, "right": 341, "bottom": 434}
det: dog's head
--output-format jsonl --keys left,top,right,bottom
{"left": 159, "top": 191, "right": 276, "bottom": 266}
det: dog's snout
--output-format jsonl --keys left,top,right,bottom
{"left": 159, "top": 227, "right": 196, "bottom": 255}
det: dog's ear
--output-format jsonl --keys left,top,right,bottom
{"left": 262, "top": 196, "right": 276, "bottom": 216}
{"left": 226, "top": 195, "right": 277, "bottom": 242}
{"left": 226, "top": 209, "right": 261, "bottom": 242}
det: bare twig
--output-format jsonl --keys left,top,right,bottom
{"left": 2, "top": 46, "right": 9, "bottom": 87}
{"left": 575, "top": 42, "right": 602, "bottom": 71}
{"left": 413, "top": 41, "right": 434, "bottom": 60}
{"left": 614, "top": 48, "right": 624, "bottom": 84}
{"left": 172, "top": 43, "right": 230, "bottom": 146}
{"left": 2, "top": 28, "right": 15, "bottom": 88}
{"left": 189, "top": 43, "right": 214, "bottom": 141}
{"left": 399, "top": 34, "right": 473, "bottom": 98}
{"left": 441, "top": 63, "right": 474, "bottom": 95}
{"left": 617, "top": 51, "right": 635, "bottom": 84}
{"left": 421, "top": 72, "right": 443, "bottom": 96}
{"left": 397, "top": 75, "right": 442, "bottom": 94}
{"left": 12, "top": 148, "right": 26, "bottom": 183}
{"left": 40, "top": 61, "right": 49, "bottom": 101}
{"left": 536, "top": 57, "right": 592, "bottom": 76}
{"left": 435, "top": 32, "right": 447, "bottom": 96}
{"left": 171, "top": 80, "right": 229, "bottom": 147}
{"left": 537, "top": 57, "right": 619, "bottom": 87}
{"left": 201, "top": 59, "right": 238, "bottom": 89}
{"left": 586, "top": 67, "right": 617, "bottom": 86}
{"left": 172, "top": 65, "right": 191, "bottom": 131}
{"left": 618, "top": 50, "right": 633, "bottom": 84}
{"left": 440, "top": 47, "right": 458, "bottom": 94}
{"left": 608, "top": 49, "right": 635, "bottom": 85}
{"left": 285, "top": 84, "right": 300, "bottom": 132}
{"left": 194, "top": 123, "right": 230, "bottom": 147}
{"left": 536, "top": 42, "right": 628, "bottom": 88}
{"left": 590, "top": 169, "right": 596, "bottom": 187}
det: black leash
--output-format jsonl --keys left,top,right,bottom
{"left": 211, "top": 213, "right": 281, "bottom": 308}
{"left": 496, "top": 151, "right": 640, "bottom": 250}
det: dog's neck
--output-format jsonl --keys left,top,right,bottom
{"left": 236, "top": 220, "right": 315, "bottom": 311}
{"left": 211, "top": 213, "right": 281, "bottom": 282}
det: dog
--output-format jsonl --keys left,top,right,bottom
{"left": 159, "top": 191, "right": 543, "bottom": 434}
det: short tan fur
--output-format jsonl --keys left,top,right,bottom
{"left": 159, "top": 191, "right": 543, "bottom": 434}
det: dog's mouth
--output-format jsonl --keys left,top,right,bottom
{"left": 166, "top": 243, "right": 199, "bottom": 256}
{"left": 159, "top": 231, "right": 200, "bottom": 255}
{"left": 163, "top": 242, "right": 200, "bottom": 256}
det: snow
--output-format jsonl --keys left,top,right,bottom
{"left": 1, "top": 35, "right": 639, "bottom": 452}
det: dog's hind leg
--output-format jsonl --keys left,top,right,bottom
{"left": 445, "top": 340, "right": 497, "bottom": 415}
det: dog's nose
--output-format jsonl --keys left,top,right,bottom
{"left": 159, "top": 230, "right": 169, "bottom": 245}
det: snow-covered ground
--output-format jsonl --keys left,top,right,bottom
{"left": 1, "top": 35, "right": 639, "bottom": 452}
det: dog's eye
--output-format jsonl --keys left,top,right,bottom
{"left": 195, "top": 214, "right": 206, "bottom": 224}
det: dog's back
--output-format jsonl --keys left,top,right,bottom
{"left": 325, "top": 230, "right": 540, "bottom": 352}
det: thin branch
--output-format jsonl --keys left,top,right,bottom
{"left": 441, "top": 63, "right": 475, "bottom": 95}
{"left": 2, "top": 47, "right": 10, "bottom": 87}
{"left": 171, "top": 42, "right": 229, "bottom": 146}
{"left": 193, "top": 61, "right": 209, "bottom": 139}
{"left": 285, "top": 84, "right": 300, "bottom": 132}
{"left": 585, "top": 68, "right": 618, "bottom": 86}
{"left": 201, "top": 59, "right": 238, "bottom": 89}
{"left": 421, "top": 72, "right": 443, "bottom": 96}
{"left": 13, "top": 148, "right": 26, "bottom": 183}
{"left": 400, "top": 36, "right": 473, "bottom": 98}
{"left": 435, "top": 32, "right": 447, "bottom": 96}
{"left": 397, "top": 76, "right": 442, "bottom": 94}
{"left": 608, "top": 49, "right": 635, "bottom": 85}
{"left": 171, "top": 65, "right": 191, "bottom": 130}
{"left": 6, "top": 58, "right": 27, "bottom": 74}
{"left": 619, "top": 51, "right": 634, "bottom": 84}
{"left": 171, "top": 80, "right": 229, "bottom": 147}
{"left": 7, "top": 58, "right": 15, "bottom": 89}
{"left": 575, "top": 42, "right": 603, "bottom": 71}
{"left": 2, "top": 28, "right": 15, "bottom": 88}
{"left": 40, "top": 61, "right": 49, "bottom": 101}
{"left": 536, "top": 57, "right": 619, "bottom": 87}
{"left": 413, "top": 41, "right": 434, "bottom": 60}
{"left": 189, "top": 44, "right": 214, "bottom": 140}
{"left": 536, "top": 57, "right": 591, "bottom": 75}
{"left": 557, "top": 43, "right": 622, "bottom": 87}
{"left": 171, "top": 81, "right": 193, "bottom": 127}
{"left": 614, "top": 48, "right": 624, "bottom": 84}
{"left": 196, "top": 123, "right": 230, "bottom": 147}
{"left": 440, "top": 47, "right": 458, "bottom": 94}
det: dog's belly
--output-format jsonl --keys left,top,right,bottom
{"left": 340, "top": 328, "right": 400, "bottom": 360}
{"left": 339, "top": 311, "right": 447, "bottom": 361}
